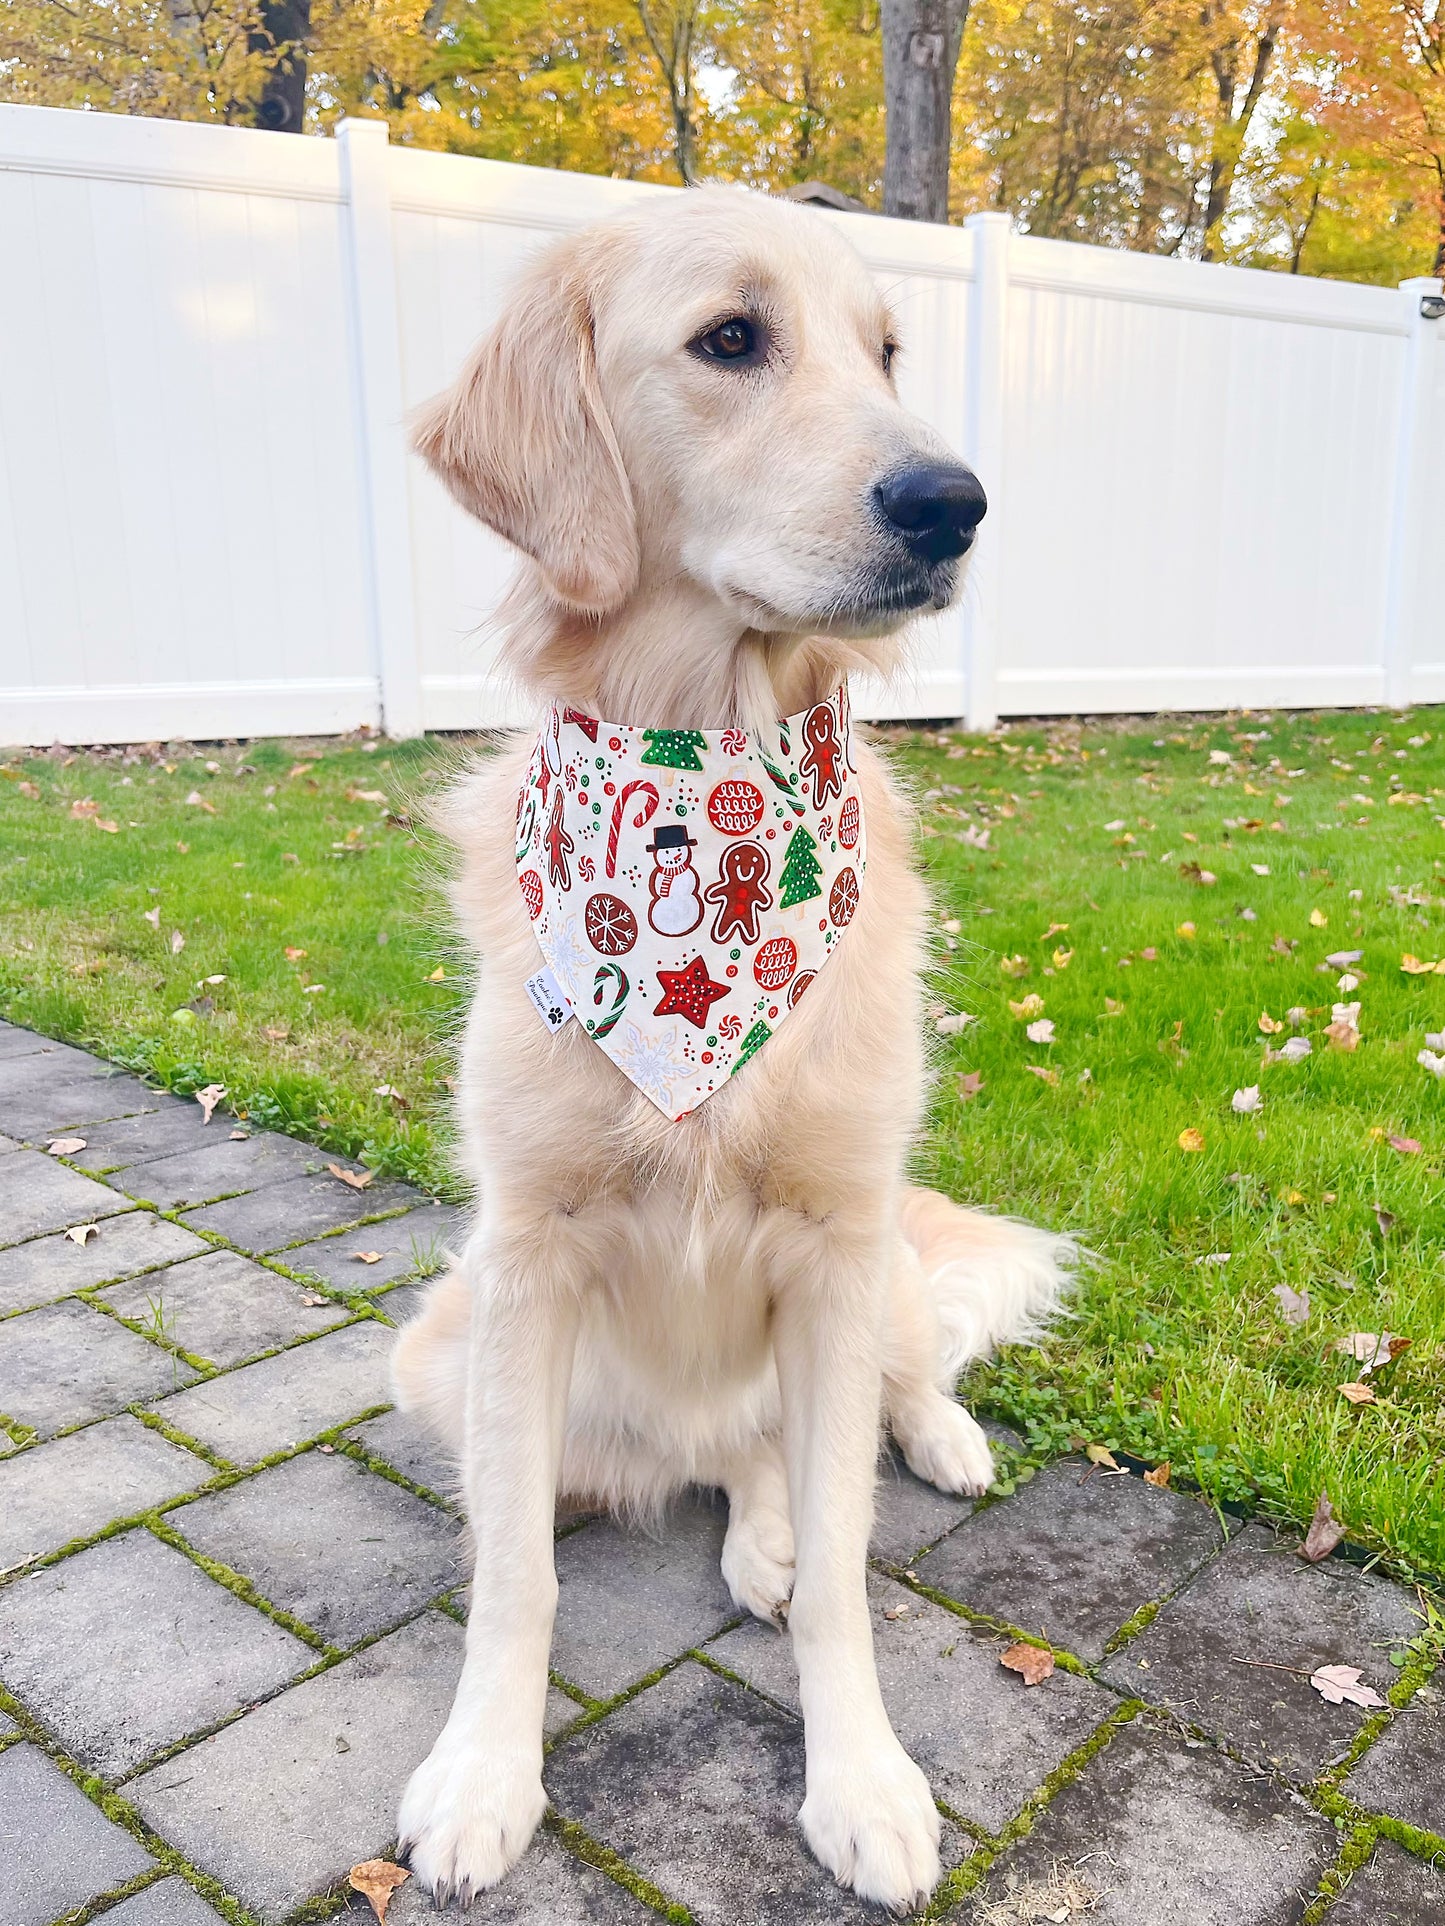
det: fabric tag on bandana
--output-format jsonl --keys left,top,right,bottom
{"left": 523, "top": 964, "right": 574, "bottom": 1034}
{"left": 516, "top": 683, "right": 865, "bottom": 1118}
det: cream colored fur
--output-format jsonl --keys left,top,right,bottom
{"left": 393, "top": 187, "right": 1075, "bottom": 1913}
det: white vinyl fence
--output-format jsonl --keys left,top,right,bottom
{"left": 1, "top": 104, "right": 1442, "bottom": 745}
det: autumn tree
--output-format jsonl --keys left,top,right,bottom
{"left": 880, "top": 0, "right": 969, "bottom": 218}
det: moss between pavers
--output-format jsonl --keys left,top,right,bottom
{"left": 47, "top": 1862, "right": 170, "bottom": 1926}
{"left": 919, "top": 1699, "right": 1146, "bottom": 1918}
{"left": 547, "top": 1809, "right": 694, "bottom": 1923}
{"left": 0, "top": 1679, "right": 268, "bottom": 1926}
{"left": 880, "top": 1564, "right": 1094, "bottom": 1680}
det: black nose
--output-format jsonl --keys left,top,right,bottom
{"left": 874, "top": 462, "right": 988, "bottom": 563}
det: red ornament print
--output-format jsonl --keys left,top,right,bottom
{"left": 653, "top": 954, "right": 729, "bottom": 1030}
{"left": 707, "top": 779, "right": 765, "bottom": 836}
{"left": 545, "top": 784, "right": 574, "bottom": 890}
{"left": 519, "top": 870, "right": 544, "bottom": 921}
{"left": 798, "top": 702, "right": 845, "bottom": 810}
{"left": 828, "top": 865, "right": 859, "bottom": 928}
{"left": 787, "top": 969, "right": 816, "bottom": 1007}
{"left": 704, "top": 842, "right": 773, "bottom": 946}
{"left": 584, "top": 892, "right": 638, "bottom": 956}
{"left": 753, "top": 935, "right": 797, "bottom": 990}
{"left": 838, "top": 794, "right": 860, "bottom": 850}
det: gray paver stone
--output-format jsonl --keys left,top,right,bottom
{"left": 0, "top": 1211, "right": 211, "bottom": 1315}
{"left": 103, "top": 1878, "right": 230, "bottom": 1926}
{"left": 129, "top": 1610, "right": 465, "bottom": 1924}
{"left": 283, "top": 1205, "right": 465, "bottom": 1293}
{"left": 151, "top": 1319, "right": 396, "bottom": 1462}
{"left": 350, "top": 1406, "right": 459, "bottom": 1501}
{"left": 0, "top": 1299, "right": 195, "bottom": 1437}
{"left": 0, "top": 1414, "right": 208, "bottom": 1568}
{"left": 101, "top": 1248, "right": 350, "bottom": 1368}
{"left": 1098, "top": 1522, "right": 1419, "bottom": 1783}
{"left": 1324, "top": 1839, "right": 1445, "bottom": 1924}
{"left": 0, "top": 1529, "right": 310, "bottom": 1776}
{"left": 547, "top": 1659, "right": 957, "bottom": 1923}
{"left": 0, "top": 1147, "right": 132, "bottom": 1245}
{"left": 916, "top": 1458, "right": 1232, "bottom": 1660}
{"left": 712, "top": 1571, "right": 1115, "bottom": 1833}
{"left": 1343, "top": 1688, "right": 1445, "bottom": 1836}
{"left": 180, "top": 1172, "right": 420, "bottom": 1254}
{"left": 0, "top": 1023, "right": 60, "bottom": 1062}
{"left": 550, "top": 1503, "right": 736, "bottom": 1699}
{"left": 66, "top": 1098, "right": 219, "bottom": 1172}
{"left": 871, "top": 1446, "right": 976, "bottom": 1563}
{"left": 0, "top": 1742, "right": 155, "bottom": 1926}
{"left": 377, "top": 1831, "right": 654, "bottom": 1923}
{"left": 175, "top": 1449, "right": 463, "bottom": 1644}
{"left": 953, "top": 1716, "right": 1334, "bottom": 1925}
{"left": 2, "top": 1062, "right": 162, "bottom": 1140}
{"left": 111, "top": 1131, "right": 325, "bottom": 1208}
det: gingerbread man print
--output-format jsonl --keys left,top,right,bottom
{"left": 545, "top": 783, "right": 574, "bottom": 890}
{"left": 704, "top": 841, "right": 773, "bottom": 946}
{"left": 798, "top": 701, "right": 845, "bottom": 810}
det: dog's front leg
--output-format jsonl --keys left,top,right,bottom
{"left": 772, "top": 1210, "right": 941, "bottom": 1912}
{"left": 398, "top": 1219, "right": 581, "bottom": 1900}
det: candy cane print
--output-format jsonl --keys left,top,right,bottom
{"left": 605, "top": 780, "right": 660, "bottom": 877}
{"left": 591, "top": 963, "right": 629, "bottom": 1037}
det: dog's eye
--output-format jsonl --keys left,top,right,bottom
{"left": 881, "top": 339, "right": 899, "bottom": 375}
{"left": 692, "top": 316, "right": 765, "bottom": 366}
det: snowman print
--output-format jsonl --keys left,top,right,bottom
{"left": 646, "top": 823, "right": 704, "bottom": 937}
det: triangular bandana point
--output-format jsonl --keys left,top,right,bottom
{"left": 518, "top": 685, "right": 866, "bottom": 1117}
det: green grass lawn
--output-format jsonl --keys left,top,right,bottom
{"left": 4, "top": 710, "right": 1445, "bottom": 1582}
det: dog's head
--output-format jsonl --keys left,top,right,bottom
{"left": 416, "top": 187, "right": 985, "bottom": 651}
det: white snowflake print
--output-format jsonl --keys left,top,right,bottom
{"left": 547, "top": 913, "right": 590, "bottom": 988}
{"left": 612, "top": 1023, "right": 679, "bottom": 1113}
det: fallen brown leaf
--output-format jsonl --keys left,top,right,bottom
{"left": 1271, "top": 1284, "right": 1310, "bottom": 1327}
{"left": 17, "top": 779, "right": 40, "bottom": 799}
{"left": 285, "top": 946, "right": 307, "bottom": 960}
{"left": 427, "top": 965, "right": 446, "bottom": 983}
{"left": 1324, "top": 1020, "right": 1360, "bottom": 1051}
{"left": 1143, "top": 1462, "right": 1171, "bottom": 1488}
{"left": 183, "top": 790, "right": 217, "bottom": 813}
{"left": 1024, "top": 1065, "right": 1060, "bottom": 1085}
{"left": 170, "top": 930, "right": 185, "bottom": 954}
{"left": 353, "top": 1251, "right": 383, "bottom": 1264}
{"left": 64, "top": 1224, "right": 99, "bottom": 1246}
{"left": 1177, "top": 1127, "right": 1205, "bottom": 1153}
{"left": 348, "top": 1859, "right": 410, "bottom": 1925}
{"left": 1388, "top": 1135, "right": 1422, "bottom": 1154}
{"left": 1000, "top": 1641, "right": 1055, "bottom": 1687}
{"left": 957, "top": 1069, "right": 985, "bottom": 1101}
{"left": 195, "top": 1083, "right": 226, "bottom": 1124}
{"left": 1299, "top": 1491, "right": 1345, "bottom": 1563}
{"left": 1310, "top": 1664, "right": 1385, "bottom": 1709}
{"left": 1085, "top": 1443, "right": 1120, "bottom": 1470}
{"left": 263, "top": 1025, "right": 291, "bottom": 1043}
{"left": 1338, "top": 1381, "right": 1376, "bottom": 1405}
{"left": 327, "top": 1164, "right": 374, "bottom": 1191}
{"left": 47, "top": 1138, "right": 86, "bottom": 1157}
{"left": 300, "top": 1292, "right": 329, "bottom": 1307}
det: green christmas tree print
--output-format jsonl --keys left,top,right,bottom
{"left": 640, "top": 729, "right": 707, "bottom": 771}
{"left": 777, "top": 823, "right": 824, "bottom": 908}
{"left": 733, "top": 1020, "right": 772, "bottom": 1072}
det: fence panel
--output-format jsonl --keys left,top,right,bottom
{"left": 0, "top": 105, "right": 1440, "bottom": 745}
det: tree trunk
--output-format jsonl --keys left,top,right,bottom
{"left": 881, "top": 0, "right": 970, "bottom": 222}
{"left": 250, "top": 0, "right": 311, "bottom": 133}
{"left": 636, "top": 1, "right": 701, "bottom": 186}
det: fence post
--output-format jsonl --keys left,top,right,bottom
{"left": 962, "top": 212, "right": 1010, "bottom": 733}
{"left": 337, "top": 116, "right": 423, "bottom": 741}
{"left": 1382, "top": 276, "right": 1444, "bottom": 710}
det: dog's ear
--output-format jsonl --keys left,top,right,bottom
{"left": 413, "top": 234, "right": 639, "bottom": 616}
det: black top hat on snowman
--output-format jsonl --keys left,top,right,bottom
{"left": 646, "top": 823, "right": 698, "bottom": 854}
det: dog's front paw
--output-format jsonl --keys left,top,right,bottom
{"left": 722, "top": 1501, "right": 796, "bottom": 1623}
{"left": 894, "top": 1393, "right": 994, "bottom": 1497}
{"left": 799, "top": 1737, "right": 940, "bottom": 1912}
{"left": 398, "top": 1726, "right": 546, "bottom": 1902}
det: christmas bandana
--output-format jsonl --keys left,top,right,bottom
{"left": 516, "top": 685, "right": 866, "bottom": 1119}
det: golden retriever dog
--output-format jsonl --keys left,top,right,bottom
{"left": 392, "top": 186, "right": 1073, "bottom": 1912}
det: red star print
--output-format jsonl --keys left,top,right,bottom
{"left": 653, "top": 954, "right": 729, "bottom": 1030}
